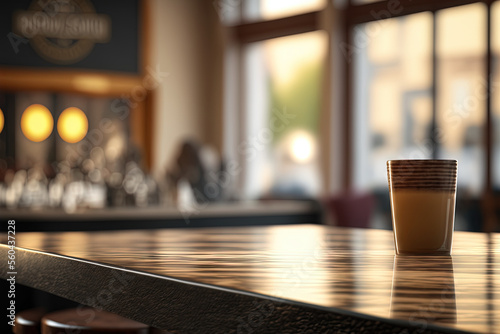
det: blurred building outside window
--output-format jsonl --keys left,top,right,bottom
{"left": 225, "top": 0, "right": 500, "bottom": 231}
{"left": 243, "top": 31, "right": 326, "bottom": 199}
{"left": 492, "top": 2, "right": 500, "bottom": 189}
{"left": 351, "top": 2, "right": 496, "bottom": 231}
{"left": 226, "top": 0, "right": 327, "bottom": 200}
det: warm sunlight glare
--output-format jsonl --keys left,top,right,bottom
{"left": 264, "top": 31, "right": 326, "bottom": 88}
{"left": 290, "top": 131, "right": 315, "bottom": 163}
{"left": 261, "top": 0, "right": 325, "bottom": 20}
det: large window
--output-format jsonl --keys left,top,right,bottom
{"left": 243, "top": 31, "right": 326, "bottom": 198}
{"left": 225, "top": 0, "right": 327, "bottom": 199}
{"left": 353, "top": 12, "right": 433, "bottom": 190}
{"left": 348, "top": 1, "right": 498, "bottom": 231}
{"left": 436, "top": 3, "right": 486, "bottom": 197}
{"left": 226, "top": 0, "right": 499, "bottom": 231}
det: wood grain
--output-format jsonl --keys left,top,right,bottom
{"left": 1, "top": 225, "right": 498, "bottom": 333}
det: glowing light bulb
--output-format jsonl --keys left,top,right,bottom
{"left": 0, "top": 108, "right": 4, "bottom": 134}
{"left": 21, "top": 104, "right": 54, "bottom": 142}
{"left": 57, "top": 107, "right": 88, "bottom": 143}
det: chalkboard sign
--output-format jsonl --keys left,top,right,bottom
{"left": 0, "top": 0, "right": 140, "bottom": 74}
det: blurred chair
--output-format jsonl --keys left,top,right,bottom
{"left": 41, "top": 308, "right": 149, "bottom": 334}
{"left": 326, "top": 192, "right": 375, "bottom": 228}
{"left": 14, "top": 308, "right": 46, "bottom": 334}
{"left": 15, "top": 307, "right": 159, "bottom": 334}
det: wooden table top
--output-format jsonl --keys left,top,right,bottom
{"left": 1, "top": 225, "right": 498, "bottom": 333}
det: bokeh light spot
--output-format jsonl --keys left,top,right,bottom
{"left": 57, "top": 107, "right": 88, "bottom": 143}
{"left": 0, "top": 108, "right": 4, "bottom": 134}
{"left": 21, "top": 104, "right": 54, "bottom": 142}
{"left": 290, "top": 131, "right": 315, "bottom": 163}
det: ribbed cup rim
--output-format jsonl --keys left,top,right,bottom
{"left": 387, "top": 160, "right": 457, "bottom": 191}
{"left": 387, "top": 159, "right": 457, "bottom": 164}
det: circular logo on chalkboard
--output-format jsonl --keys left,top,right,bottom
{"left": 13, "top": 0, "right": 111, "bottom": 65}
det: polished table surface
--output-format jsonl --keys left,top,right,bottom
{"left": 1, "top": 225, "right": 498, "bottom": 333}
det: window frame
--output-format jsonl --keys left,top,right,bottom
{"left": 226, "top": 3, "right": 335, "bottom": 197}
{"left": 344, "top": 0, "right": 496, "bottom": 231}
{"left": 227, "top": 0, "right": 498, "bottom": 230}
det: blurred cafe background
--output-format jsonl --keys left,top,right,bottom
{"left": 1, "top": 0, "right": 500, "bottom": 234}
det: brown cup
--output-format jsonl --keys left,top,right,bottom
{"left": 387, "top": 160, "right": 457, "bottom": 255}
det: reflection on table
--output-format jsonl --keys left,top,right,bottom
{"left": 390, "top": 256, "right": 457, "bottom": 328}
{"left": 2, "top": 225, "right": 498, "bottom": 333}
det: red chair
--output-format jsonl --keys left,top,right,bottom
{"left": 326, "top": 192, "right": 375, "bottom": 228}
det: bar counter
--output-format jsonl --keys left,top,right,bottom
{"left": 1, "top": 225, "right": 498, "bottom": 333}
{"left": 5, "top": 200, "right": 321, "bottom": 231}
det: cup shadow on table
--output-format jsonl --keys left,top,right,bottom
{"left": 390, "top": 256, "right": 457, "bottom": 328}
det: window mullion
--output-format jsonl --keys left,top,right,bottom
{"left": 484, "top": 1, "right": 494, "bottom": 232}
{"left": 486, "top": 2, "right": 492, "bottom": 193}
{"left": 431, "top": 12, "right": 438, "bottom": 159}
